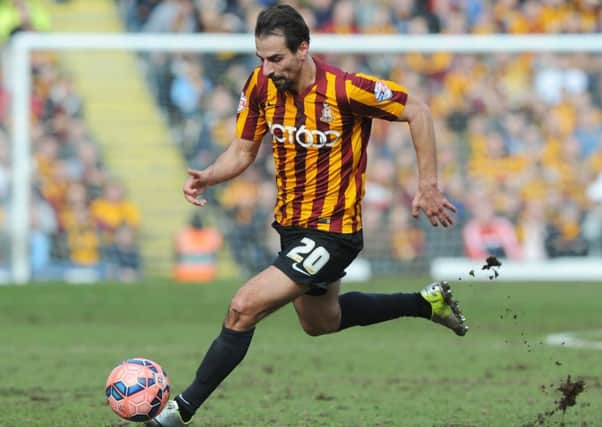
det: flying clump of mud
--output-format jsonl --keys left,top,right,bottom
{"left": 460, "top": 256, "right": 502, "bottom": 281}
{"left": 482, "top": 255, "right": 502, "bottom": 270}
{"left": 482, "top": 256, "right": 501, "bottom": 280}
{"left": 523, "top": 375, "right": 586, "bottom": 426}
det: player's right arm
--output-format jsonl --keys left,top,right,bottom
{"left": 184, "top": 68, "right": 267, "bottom": 207}
{"left": 183, "top": 137, "right": 261, "bottom": 207}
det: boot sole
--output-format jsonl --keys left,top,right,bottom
{"left": 439, "top": 281, "right": 469, "bottom": 336}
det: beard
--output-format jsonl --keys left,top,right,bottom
{"left": 270, "top": 74, "right": 294, "bottom": 91}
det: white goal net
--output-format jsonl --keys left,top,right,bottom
{"left": 3, "top": 32, "right": 602, "bottom": 284}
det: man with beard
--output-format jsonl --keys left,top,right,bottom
{"left": 146, "top": 4, "right": 466, "bottom": 426}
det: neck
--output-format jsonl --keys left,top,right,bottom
{"left": 294, "top": 55, "right": 316, "bottom": 94}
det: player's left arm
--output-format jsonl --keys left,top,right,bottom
{"left": 396, "top": 94, "right": 456, "bottom": 228}
{"left": 345, "top": 73, "right": 455, "bottom": 227}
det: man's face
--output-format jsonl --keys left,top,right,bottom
{"left": 255, "top": 34, "right": 307, "bottom": 91}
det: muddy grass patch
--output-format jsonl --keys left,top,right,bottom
{"left": 523, "top": 375, "right": 586, "bottom": 426}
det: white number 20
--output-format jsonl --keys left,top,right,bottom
{"left": 286, "top": 237, "right": 330, "bottom": 275}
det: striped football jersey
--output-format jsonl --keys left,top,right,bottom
{"left": 236, "top": 59, "right": 408, "bottom": 234}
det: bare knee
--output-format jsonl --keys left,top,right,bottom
{"left": 225, "top": 291, "right": 259, "bottom": 331}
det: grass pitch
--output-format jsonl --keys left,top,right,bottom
{"left": 1, "top": 278, "right": 601, "bottom": 426}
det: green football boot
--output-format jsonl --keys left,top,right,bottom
{"left": 420, "top": 281, "right": 468, "bottom": 336}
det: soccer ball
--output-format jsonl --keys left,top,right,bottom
{"left": 105, "top": 358, "right": 170, "bottom": 422}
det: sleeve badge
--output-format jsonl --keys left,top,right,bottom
{"left": 237, "top": 92, "right": 248, "bottom": 113}
{"left": 374, "top": 80, "right": 393, "bottom": 103}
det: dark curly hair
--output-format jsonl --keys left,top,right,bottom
{"left": 255, "top": 4, "right": 310, "bottom": 53}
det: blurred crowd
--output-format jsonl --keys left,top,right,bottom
{"left": 0, "top": 0, "right": 142, "bottom": 281}
{"left": 116, "top": 0, "right": 602, "bottom": 274}
{"left": 2, "top": 0, "right": 602, "bottom": 281}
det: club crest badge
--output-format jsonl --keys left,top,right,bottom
{"left": 374, "top": 80, "right": 393, "bottom": 103}
{"left": 320, "top": 102, "right": 333, "bottom": 123}
{"left": 237, "top": 92, "right": 248, "bottom": 113}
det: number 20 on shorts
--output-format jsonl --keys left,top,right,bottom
{"left": 286, "top": 237, "right": 331, "bottom": 275}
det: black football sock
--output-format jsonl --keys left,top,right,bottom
{"left": 177, "top": 326, "right": 255, "bottom": 419}
{"left": 338, "top": 292, "right": 431, "bottom": 331}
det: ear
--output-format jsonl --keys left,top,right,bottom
{"left": 297, "top": 41, "right": 309, "bottom": 60}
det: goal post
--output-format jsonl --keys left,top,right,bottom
{"left": 8, "top": 32, "right": 602, "bottom": 284}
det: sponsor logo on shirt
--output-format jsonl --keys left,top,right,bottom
{"left": 268, "top": 122, "right": 341, "bottom": 149}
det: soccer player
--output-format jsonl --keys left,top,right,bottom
{"left": 146, "top": 4, "right": 466, "bottom": 426}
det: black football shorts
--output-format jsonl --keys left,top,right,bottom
{"left": 272, "top": 221, "right": 363, "bottom": 296}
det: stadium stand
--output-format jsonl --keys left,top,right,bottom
{"left": 114, "top": 0, "right": 602, "bottom": 277}
{"left": 0, "top": 0, "right": 188, "bottom": 280}
{"left": 3, "top": 0, "right": 600, "bottom": 281}
{"left": 44, "top": 0, "right": 197, "bottom": 278}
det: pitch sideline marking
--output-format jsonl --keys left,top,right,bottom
{"left": 545, "top": 330, "right": 602, "bottom": 350}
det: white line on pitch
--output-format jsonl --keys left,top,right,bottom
{"left": 545, "top": 331, "right": 602, "bottom": 350}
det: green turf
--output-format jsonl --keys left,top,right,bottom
{"left": 1, "top": 278, "right": 601, "bottom": 427}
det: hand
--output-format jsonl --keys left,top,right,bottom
{"left": 183, "top": 168, "right": 210, "bottom": 206}
{"left": 411, "top": 185, "right": 457, "bottom": 228}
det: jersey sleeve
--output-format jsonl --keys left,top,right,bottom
{"left": 345, "top": 72, "right": 408, "bottom": 121}
{"left": 236, "top": 68, "right": 268, "bottom": 143}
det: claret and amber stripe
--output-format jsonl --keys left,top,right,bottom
{"left": 236, "top": 68, "right": 268, "bottom": 143}
{"left": 306, "top": 70, "right": 332, "bottom": 229}
{"left": 327, "top": 69, "right": 353, "bottom": 233}
{"left": 236, "top": 60, "right": 408, "bottom": 234}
